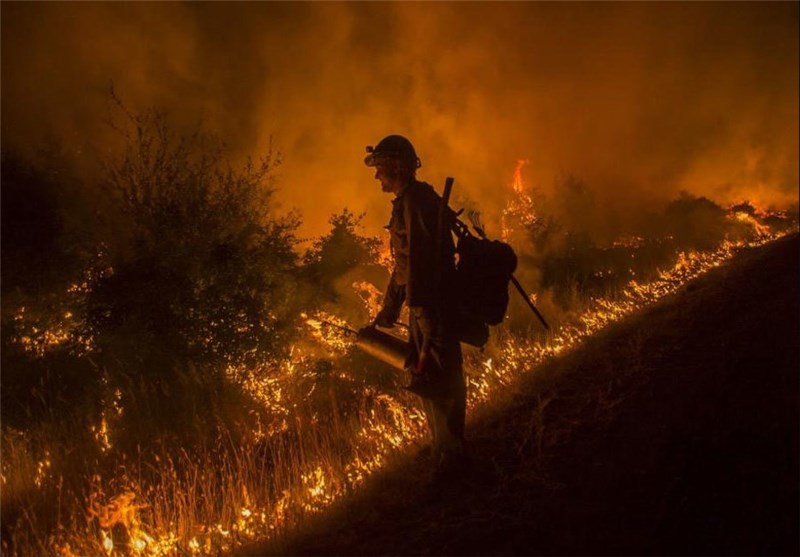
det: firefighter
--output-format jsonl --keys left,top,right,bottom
{"left": 364, "top": 134, "right": 467, "bottom": 477}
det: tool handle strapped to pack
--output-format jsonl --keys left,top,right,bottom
{"left": 465, "top": 214, "right": 550, "bottom": 331}
{"left": 510, "top": 275, "right": 549, "bottom": 330}
{"left": 435, "top": 177, "right": 455, "bottom": 304}
{"left": 441, "top": 178, "right": 550, "bottom": 344}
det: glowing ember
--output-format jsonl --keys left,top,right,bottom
{"left": 34, "top": 451, "right": 52, "bottom": 488}
{"left": 91, "top": 415, "right": 112, "bottom": 453}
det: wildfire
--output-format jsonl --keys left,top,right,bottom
{"left": 38, "top": 225, "right": 795, "bottom": 556}
{"left": 9, "top": 162, "right": 796, "bottom": 557}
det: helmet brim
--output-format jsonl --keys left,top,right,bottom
{"left": 364, "top": 152, "right": 381, "bottom": 167}
{"left": 363, "top": 152, "right": 421, "bottom": 169}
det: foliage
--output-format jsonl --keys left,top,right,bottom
{"left": 302, "top": 209, "right": 382, "bottom": 303}
{"left": 0, "top": 147, "right": 106, "bottom": 433}
{"left": 87, "top": 108, "right": 302, "bottom": 372}
{"left": 662, "top": 192, "right": 728, "bottom": 250}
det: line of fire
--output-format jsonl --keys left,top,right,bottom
{"left": 1, "top": 3, "right": 798, "bottom": 557}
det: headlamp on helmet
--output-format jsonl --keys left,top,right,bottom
{"left": 364, "top": 134, "right": 421, "bottom": 170}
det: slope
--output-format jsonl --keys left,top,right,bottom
{"left": 243, "top": 233, "right": 799, "bottom": 556}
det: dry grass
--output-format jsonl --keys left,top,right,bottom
{"left": 2, "top": 232, "right": 795, "bottom": 557}
{"left": 265, "top": 233, "right": 798, "bottom": 556}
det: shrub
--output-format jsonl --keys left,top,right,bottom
{"left": 89, "top": 108, "right": 301, "bottom": 372}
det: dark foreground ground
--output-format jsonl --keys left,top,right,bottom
{"left": 243, "top": 234, "right": 799, "bottom": 556}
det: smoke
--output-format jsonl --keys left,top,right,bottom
{"left": 2, "top": 2, "right": 797, "bottom": 240}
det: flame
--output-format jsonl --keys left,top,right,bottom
{"left": 501, "top": 159, "right": 538, "bottom": 244}
{"left": 88, "top": 489, "right": 178, "bottom": 556}
{"left": 34, "top": 451, "right": 52, "bottom": 488}
{"left": 90, "top": 415, "right": 112, "bottom": 453}
{"left": 33, "top": 223, "right": 793, "bottom": 556}
{"left": 729, "top": 210, "right": 773, "bottom": 237}
{"left": 511, "top": 159, "right": 528, "bottom": 194}
{"left": 302, "top": 310, "right": 355, "bottom": 353}
{"left": 9, "top": 165, "right": 797, "bottom": 557}
{"left": 352, "top": 280, "right": 385, "bottom": 321}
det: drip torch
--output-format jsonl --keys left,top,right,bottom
{"left": 315, "top": 320, "right": 410, "bottom": 372}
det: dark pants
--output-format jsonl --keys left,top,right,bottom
{"left": 408, "top": 309, "right": 466, "bottom": 452}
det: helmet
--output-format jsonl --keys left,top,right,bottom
{"left": 364, "top": 135, "right": 421, "bottom": 170}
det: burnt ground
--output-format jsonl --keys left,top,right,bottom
{"left": 242, "top": 234, "right": 799, "bottom": 556}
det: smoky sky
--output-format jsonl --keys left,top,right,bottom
{"left": 2, "top": 2, "right": 797, "bottom": 239}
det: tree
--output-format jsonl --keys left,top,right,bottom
{"left": 88, "top": 107, "right": 302, "bottom": 374}
{"left": 302, "top": 209, "right": 382, "bottom": 303}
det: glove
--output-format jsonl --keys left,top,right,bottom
{"left": 373, "top": 308, "right": 396, "bottom": 328}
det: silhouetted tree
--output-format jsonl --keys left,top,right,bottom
{"left": 302, "top": 209, "right": 381, "bottom": 303}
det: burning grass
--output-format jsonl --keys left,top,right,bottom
{"left": 2, "top": 160, "right": 797, "bottom": 557}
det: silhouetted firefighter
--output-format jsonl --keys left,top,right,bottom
{"left": 363, "top": 134, "right": 468, "bottom": 478}
{"left": 356, "top": 135, "right": 549, "bottom": 479}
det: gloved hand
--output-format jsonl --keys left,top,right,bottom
{"left": 373, "top": 308, "right": 396, "bottom": 328}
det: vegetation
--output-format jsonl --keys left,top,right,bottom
{"left": 272, "top": 234, "right": 800, "bottom": 556}
{"left": 1, "top": 107, "right": 796, "bottom": 555}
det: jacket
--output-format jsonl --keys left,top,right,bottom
{"left": 380, "top": 180, "right": 456, "bottom": 320}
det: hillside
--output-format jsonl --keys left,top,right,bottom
{"left": 243, "top": 234, "right": 799, "bottom": 556}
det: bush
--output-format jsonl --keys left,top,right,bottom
{"left": 662, "top": 193, "right": 728, "bottom": 250}
{"left": 88, "top": 108, "right": 302, "bottom": 372}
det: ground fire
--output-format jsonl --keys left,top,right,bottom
{"left": 2, "top": 4, "right": 797, "bottom": 556}
{"left": 3, "top": 154, "right": 796, "bottom": 555}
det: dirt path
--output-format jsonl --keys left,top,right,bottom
{"left": 244, "top": 234, "right": 799, "bottom": 556}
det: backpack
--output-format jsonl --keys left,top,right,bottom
{"left": 451, "top": 218, "right": 518, "bottom": 347}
